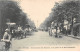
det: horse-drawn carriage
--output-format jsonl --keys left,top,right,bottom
{"left": 6, "top": 23, "right": 26, "bottom": 39}
{"left": 24, "top": 24, "right": 33, "bottom": 35}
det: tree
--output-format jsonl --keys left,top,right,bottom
{"left": 50, "top": 0, "right": 80, "bottom": 35}
{"left": 41, "top": 0, "right": 80, "bottom": 36}
{"left": 0, "top": 0, "right": 29, "bottom": 37}
{"left": 19, "top": 12, "right": 28, "bottom": 28}
{"left": 27, "top": 18, "right": 35, "bottom": 28}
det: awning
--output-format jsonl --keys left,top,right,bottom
{"left": 6, "top": 23, "right": 16, "bottom": 26}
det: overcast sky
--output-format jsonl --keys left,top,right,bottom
{"left": 15, "top": 0, "right": 63, "bottom": 28}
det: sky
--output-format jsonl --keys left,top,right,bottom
{"left": 15, "top": 0, "right": 63, "bottom": 28}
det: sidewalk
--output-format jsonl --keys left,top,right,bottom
{"left": 67, "top": 35, "right": 80, "bottom": 40}
{"left": 59, "top": 33, "right": 80, "bottom": 40}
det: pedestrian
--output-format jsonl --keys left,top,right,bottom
{"left": 52, "top": 28, "right": 56, "bottom": 35}
{"left": 1, "top": 28, "right": 11, "bottom": 51}
{"left": 49, "top": 28, "right": 52, "bottom": 36}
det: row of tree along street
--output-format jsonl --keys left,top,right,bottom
{"left": 0, "top": 0, "right": 35, "bottom": 39}
{"left": 40, "top": 0, "right": 80, "bottom": 37}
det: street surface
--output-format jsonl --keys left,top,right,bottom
{"left": 9, "top": 31, "right": 80, "bottom": 51}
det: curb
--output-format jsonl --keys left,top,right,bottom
{"left": 60, "top": 33, "right": 80, "bottom": 40}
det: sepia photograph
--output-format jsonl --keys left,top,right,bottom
{"left": 0, "top": 0, "right": 80, "bottom": 51}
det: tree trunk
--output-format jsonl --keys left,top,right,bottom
{"left": 28, "top": 27, "right": 29, "bottom": 32}
{"left": 71, "top": 17, "right": 73, "bottom": 35}
{"left": 0, "top": 10, "right": 1, "bottom": 39}
{"left": 60, "top": 27, "right": 61, "bottom": 32}
{"left": 79, "top": 25, "right": 80, "bottom": 36}
{"left": 55, "top": 23, "right": 58, "bottom": 37}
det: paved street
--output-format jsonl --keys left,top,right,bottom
{"left": 8, "top": 31, "right": 80, "bottom": 51}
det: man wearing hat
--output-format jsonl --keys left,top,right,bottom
{"left": 1, "top": 28, "right": 11, "bottom": 51}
